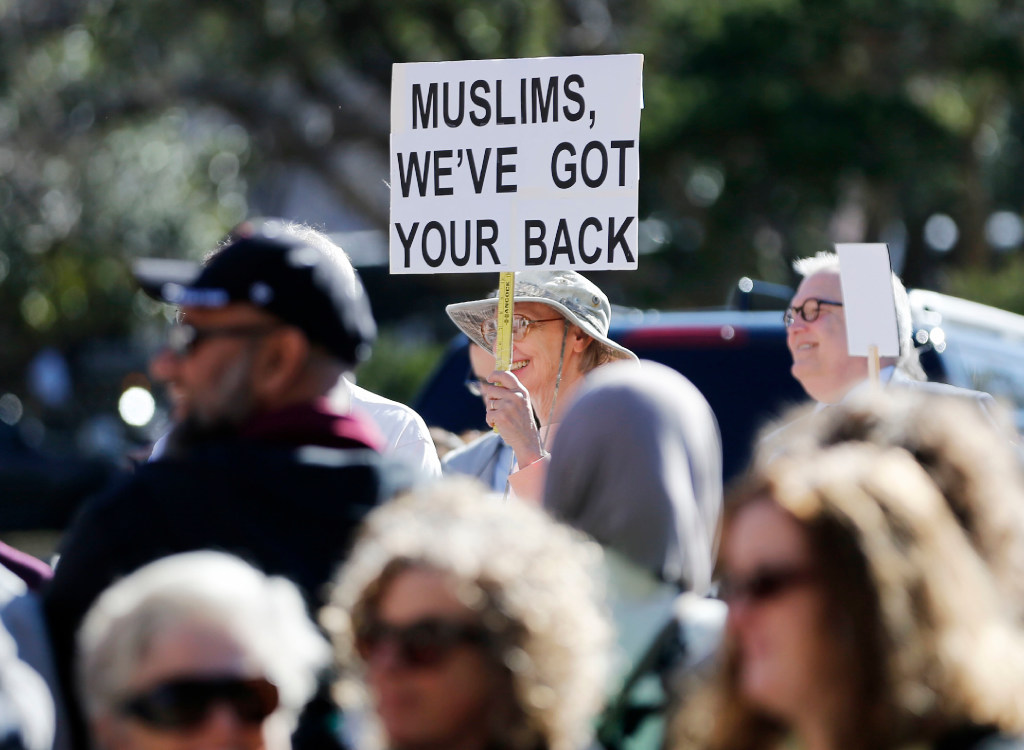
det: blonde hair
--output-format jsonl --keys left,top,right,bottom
{"left": 321, "top": 477, "right": 613, "bottom": 750}
{"left": 755, "top": 390, "right": 1024, "bottom": 623}
{"left": 676, "top": 445, "right": 1024, "bottom": 750}
{"left": 576, "top": 328, "right": 606, "bottom": 373}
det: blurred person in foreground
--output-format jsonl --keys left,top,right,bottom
{"left": 320, "top": 477, "right": 613, "bottom": 750}
{"left": 441, "top": 344, "right": 516, "bottom": 492}
{"left": 147, "top": 221, "right": 441, "bottom": 477}
{"left": 45, "top": 223, "right": 422, "bottom": 750}
{"left": 784, "top": 251, "right": 998, "bottom": 413}
{"left": 672, "top": 444, "right": 1024, "bottom": 750}
{"left": 544, "top": 360, "right": 724, "bottom": 750}
{"left": 445, "top": 270, "right": 636, "bottom": 501}
{"left": 77, "top": 551, "right": 329, "bottom": 750}
{"left": 756, "top": 390, "right": 1024, "bottom": 624}
{"left": 0, "top": 622, "right": 55, "bottom": 750}
{"left": 1, "top": 554, "right": 66, "bottom": 750}
{"left": 0, "top": 562, "right": 57, "bottom": 750}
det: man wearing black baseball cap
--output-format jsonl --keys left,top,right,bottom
{"left": 44, "top": 222, "right": 423, "bottom": 750}
{"left": 142, "top": 221, "right": 442, "bottom": 476}
{"left": 136, "top": 220, "right": 379, "bottom": 449}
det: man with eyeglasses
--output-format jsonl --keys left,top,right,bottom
{"left": 784, "top": 252, "right": 999, "bottom": 415}
{"left": 785, "top": 251, "right": 927, "bottom": 405}
{"left": 44, "top": 224, "right": 423, "bottom": 750}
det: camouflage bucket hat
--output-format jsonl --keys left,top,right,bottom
{"left": 445, "top": 269, "right": 637, "bottom": 364}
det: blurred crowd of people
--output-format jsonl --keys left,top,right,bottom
{"left": 2, "top": 220, "right": 1024, "bottom": 750}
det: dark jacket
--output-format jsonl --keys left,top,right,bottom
{"left": 45, "top": 442, "right": 418, "bottom": 629}
{"left": 932, "top": 726, "right": 1024, "bottom": 750}
{"left": 43, "top": 403, "right": 423, "bottom": 750}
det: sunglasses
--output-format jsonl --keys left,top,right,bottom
{"left": 480, "top": 314, "right": 563, "bottom": 349}
{"left": 783, "top": 298, "right": 843, "bottom": 328}
{"left": 719, "top": 565, "right": 816, "bottom": 606}
{"left": 117, "top": 677, "right": 280, "bottom": 731}
{"left": 165, "top": 323, "right": 282, "bottom": 357}
{"left": 355, "top": 617, "right": 492, "bottom": 669}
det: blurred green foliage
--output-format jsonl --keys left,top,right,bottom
{"left": 4, "top": 0, "right": 1024, "bottom": 434}
{"left": 633, "top": 0, "right": 1024, "bottom": 305}
{"left": 354, "top": 331, "right": 446, "bottom": 406}
{"left": 946, "top": 255, "right": 1024, "bottom": 316}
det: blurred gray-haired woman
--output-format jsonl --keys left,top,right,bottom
{"left": 77, "top": 551, "right": 330, "bottom": 750}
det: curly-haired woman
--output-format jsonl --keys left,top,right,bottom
{"left": 673, "top": 444, "right": 1024, "bottom": 750}
{"left": 320, "top": 477, "right": 613, "bottom": 750}
{"left": 755, "top": 389, "right": 1024, "bottom": 624}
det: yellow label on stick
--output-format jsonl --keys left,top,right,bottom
{"left": 494, "top": 272, "right": 515, "bottom": 371}
{"left": 491, "top": 272, "right": 515, "bottom": 434}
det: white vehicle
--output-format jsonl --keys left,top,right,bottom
{"left": 911, "top": 289, "right": 1024, "bottom": 430}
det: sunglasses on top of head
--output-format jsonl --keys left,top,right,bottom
{"left": 117, "top": 676, "right": 280, "bottom": 731}
{"left": 719, "top": 565, "right": 817, "bottom": 606}
{"left": 355, "top": 617, "right": 493, "bottom": 669}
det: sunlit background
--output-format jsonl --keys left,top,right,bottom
{"left": 4, "top": 0, "right": 1024, "bottom": 465}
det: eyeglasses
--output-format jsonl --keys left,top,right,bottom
{"left": 117, "top": 677, "right": 279, "bottom": 731}
{"left": 719, "top": 565, "right": 816, "bottom": 606}
{"left": 355, "top": 617, "right": 491, "bottom": 669}
{"left": 480, "top": 314, "right": 563, "bottom": 350}
{"left": 465, "top": 377, "right": 484, "bottom": 397}
{"left": 165, "top": 324, "right": 282, "bottom": 357}
{"left": 783, "top": 298, "right": 843, "bottom": 328}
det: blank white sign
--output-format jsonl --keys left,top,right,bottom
{"left": 836, "top": 243, "right": 900, "bottom": 357}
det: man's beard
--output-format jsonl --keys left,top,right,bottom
{"left": 163, "top": 349, "right": 259, "bottom": 457}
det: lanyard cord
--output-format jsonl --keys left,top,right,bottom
{"left": 542, "top": 321, "right": 569, "bottom": 452}
{"left": 501, "top": 446, "right": 515, "bottom": 502}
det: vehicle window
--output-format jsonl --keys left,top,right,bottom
{"left": 939, "top": 326, "right": 1024, "bottom": 428}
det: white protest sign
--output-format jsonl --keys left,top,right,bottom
{"left": 389, "top": 54, "right": 644, "bottom": 274}
{"left": 836, "top": 243, "right": 900, "bottom": 358}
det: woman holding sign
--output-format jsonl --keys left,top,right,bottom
{"left": 446, "top": 269, "right": 636, "bottom": 502}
